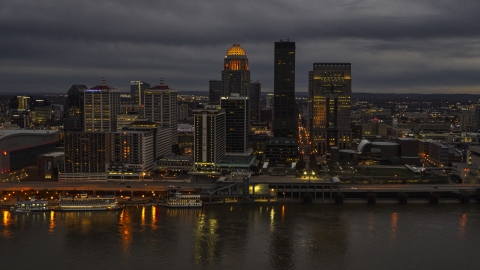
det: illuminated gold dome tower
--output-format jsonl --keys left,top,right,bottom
{"left": 222, "top": 44, "right": 250, "bottom": 97}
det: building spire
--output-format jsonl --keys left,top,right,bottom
{"left": 101, "top": 78, "right": 106, "bottom": 85}
{"left": 160, "top": 78, "right": 164, "bottom": 85}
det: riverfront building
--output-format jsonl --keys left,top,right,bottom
{"left": 191, "top": 105, "right": 225, "bottom": 182}
{"left": 308, "top": 63, "right": 352, "bottom": 154}
{"left": 108, "top": 130, "right": 154, "bottom": 180}
{"left": 61, "top": 132, "right": 111, "bottom": 181}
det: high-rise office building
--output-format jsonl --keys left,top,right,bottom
{"left": 64, "top": 84, "right": 87, "bottom": 131}
{"left": 265, "top": 92, "right": 274, "bottom": 110}
{"left": 308, "top": 63, "right": 352, "bottom": 154}
{"left": 209, "top": 80, "right": 222, "bottom": 104}
{"left": 249, "top": 81, "right": 261, "bottom": 123}
{"left": 144, "top": 79, "right": 178, "bottom": 148}
{"left": 178, "top": 103, "right": 190, "bottom": 121}
{"left": 130, "top": 81, "right": 150, "bottom": 106}
{"left": 128, "top": 120, "right": 171, "bottom": 161}
{"left": 108, "top": 130, "right": 154, "bottom": 180}
{"left": 221, "top": 94, "right": 250, "bottom": 154}
{"left": 84, "top": 78, "right": 120, "bottom": 132}
{"left": 222, "top": 44, "right": 250, "bottom": 97}
{"left": 64, "top": 132, "right": 111, "bottom": 174}
{"left": 193, "top": 105, "right": 226, "bottom": 165}
{"left": 273, "top": 40, "right": 297, "bottom": 138}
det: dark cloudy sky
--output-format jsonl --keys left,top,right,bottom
{"left": 1, "top": 0, "right": 480, "bottom": 94}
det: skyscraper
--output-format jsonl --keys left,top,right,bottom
{"left": 221, "top": 94, "right": 250, "bottom": 154}
{"left": 209, "top": 80, "right": 222, "bottom": 104}
{"left": 273, "top": 40, "right": 297, "bottom": 138}
{"left": 265, "top": 92, "right": 274, "bottom": 110}
{"left": 308, "top": 63, "right": 352, "bottom": 154}
{"left": 64, "top": 84, "right": 87, "bottom": 131}
{"left": 249, "top": 81, "right": 261, "bottom": 123}
{"left": 222, "top": 44, "right": 250, "bottom": 97}
{"left": 144, "top": 79, "right": 178, "bottom": 149}
{"left": 84, "top": 78, "right": 120, "bottom": 132}
{"left": 130, "top": 81, "right": 150, "bottom": 106}
{"left": 193, "top": 105, "right": 226, "bottom": 164}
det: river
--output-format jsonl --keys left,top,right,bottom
{"left": 1, "top": 204, "right": 479, "bottom": 270}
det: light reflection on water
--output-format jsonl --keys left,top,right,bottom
{"left": 1, "top": 204, "right": 480, "bottom": 270}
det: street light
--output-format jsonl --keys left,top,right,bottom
{"left": 394, "top": 174, "right": 397, "bottom": 184}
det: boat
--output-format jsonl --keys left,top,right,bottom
{"left": 10, "top": 198, "right": 50, "bottom": 213}
{"left": 165, "top": 191, "right": 202, "bottom": 208}
{"left": 56, "top": 193, "right": 122, "bottom": 211}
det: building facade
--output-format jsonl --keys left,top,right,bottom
{"left": 64, "top": 84, "right": 87, "bottom": 131}
{"left": 84, "top": 79, "right": 120, "bottom": 132}
{"left": 0, "top": 130, "right": 58, "bottom": 181}
{"left": 221, "top": 94, "right": 250, "bottom": 154}
{"left": 62, "top": 132, "right": 111, "bottom": 180}
{"left": 309, "top": 63, "right": 352, "bottom": 154}
{"left": 222, "top": 44, "right": 250, "bottom": 98}
{"left": 130, "top": 81, "right": 150, "bottom": 106}
{"left": 108, "top": 130, "right": 154, "bottom": 180}
{"left": 193, "top": 105, "right": 226, "bottom": 165}
{"left": 273, "top": 40, "right": 297, "bottom": 138}
{"left": 144, "top": 79, "right": 178, "bottom": 149}
{"left": 209, "top": 80, "right": 222, "bottom": 104}
{"left": 249, "top": 81, "right": 261, "bottom": 123}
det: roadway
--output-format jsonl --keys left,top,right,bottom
{"left": 1, "top": 177, "right": 479, "bottom": 193}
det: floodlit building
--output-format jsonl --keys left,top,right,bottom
{"left": 222, "top": 44, "right": 250, "bottom": 97}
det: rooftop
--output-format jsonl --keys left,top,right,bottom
{"left": 226, "top": 44, "right": 246, "bottom": 57}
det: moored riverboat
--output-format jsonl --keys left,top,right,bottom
{"left": 165, "top": 192, "right": 202, "bottom": 208}
{"left": 10, "top": 198, "right": 50, "bottom": 213}
{"left": 56, "top": 193, "right": 122, "bottom": 211}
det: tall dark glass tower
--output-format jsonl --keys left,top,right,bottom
{"left": 273, "top": 40, "right": 297, "bottom": 138}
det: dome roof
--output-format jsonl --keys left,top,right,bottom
{"left": 226, "top": 44, "right": 246, "bottom": 56}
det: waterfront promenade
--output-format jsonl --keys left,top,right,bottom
{"left": 1, "top": 174, "right": 480, "bottom": 206}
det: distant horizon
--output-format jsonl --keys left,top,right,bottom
{"left": 3, "top": 91, "right": 480, "bottom": 97}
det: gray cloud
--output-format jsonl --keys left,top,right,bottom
{"left": 1, "top": 0, "right": 480, "bottom": 94}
